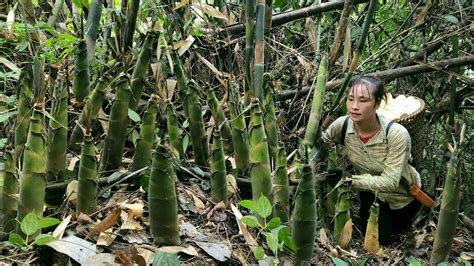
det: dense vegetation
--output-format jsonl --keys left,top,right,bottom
{"left": 0, "top": 0, "right": 472, "bottom": 264}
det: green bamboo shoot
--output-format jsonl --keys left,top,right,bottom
{"left": 1, "top": 147, "right": 18, "bottom": 232}
{"left": 326, "top": 146, "right": 337, "bottom": 218}
{"left": 47, "top": 75, "right": 68, "bottom": 181}
{"left": 292, "top": 164, "right": 316, "bottom": 265}
{"left": 244, "top": 0, "right": 255, "bottom": 106}
{"left": 303, "top": 55, "right": 327, "bottom": 147}
{"left": 229, "top": 82, "right": 249, "bottom": 174}
{"left": 210, "top": 130, "right": 227, "bottom": 204}
{"left": 131, "top": 96, "right": 158, "bottom": 173}
{"left": 85, "top": 0, "right": 103, "bottom": 64}
{"left": 262, "top": 73, "right": 278, "bottom": 163}
{"left": 185, "top": 83, "right": 209, "bottom": 167}
{"left": 129, "top": 34, "right": 156, "bottom": 110}
{"left": 47, "top": 0, "right": 65, "bottom": 27}
{"left": 249, "top": 100, "right": 273, "bottom": 204}
{"left": 334, "top": 182, "right": 352, "bottom": 249}
{"left": 17, "top": 106, "right": 47, "bottom": 236}
{"left": 15, "top": 68, "right": 34, "bottom": 161}
{"left": 363, "top": 202, "right": 380, "bottom": 254}
{"left": 123, "top": 0, "right": 140, "bottom": 53}
{"left": 205, "top": 87, "right": 233, "bottom": 153}
{"left": 274, "top": 146, "right": 289, "bottom": 223}
{"left": 69, "top": 75, "right": 110, "bottom": 150}
{"left": 149, "top": 145, "right": 180, "bottom": 245}
{"left": 172, "top": 53, "right": 188, "bottom": 107}
{"left": 100, "top": 75, "right": 131, "bottom": 172}
{"left": 430, "top": 154, "right": 462, "bottom": 264}
{"left": 166, "top": 103, "right": 184, "bottom": 162}
{"left": 77, "top": 133, "right": 98, "bottom": 215}
{"left": 73, "top": 39, "right": 91, "bottom": 102}
{"left": 254, "top": 0, "right": 265, "bottom": 102}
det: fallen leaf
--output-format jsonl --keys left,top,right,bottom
{"left": 123, "top": 231, "right": 150, "bottom": 244}
{"left": 87, "top": 208, "right": 121, "bottom": 238}
{"left": 199, "top": 3, "right": 228, "bottom": 20}
{"left": 137, "top": 247, "right": 155, "bottom": 265}
{"left": 206, "top": 201, "right": 226, "bottom": 220}
{"left": 157, "top": 245, "right": 199, "bottom": 256}
{"left": 47, "top": 235, "right": 97, "bottom": 265}
{"left": 319, "top": 228, "right": 329, "bottom": 246}
{"left": 172, "top": 0, "right": 189, "bottom": 10}
{"left": 191, "top": 194, "right": 206, "bottom": 210}
{"left": 119, "top": 202, "right": 144, "bottom": 218}
{"left": 120, "top": 210, "right": 144, "bottom": 230}
{"left": 78, "top": 213, "right": 94, "bottom": 225}
{"left": 52, "top": 215, "right": 72, "bottom": 239}
{"left": 66, "top": 180, "right": 78, "bottom": 204}
{"left": 230, "top": 204, "right": 258, "bottom": 247}
{"left": 97, "top": 228, "right": 116, "bottom": 246}
{"left": 227, "top": 174, "right": 237, "bottom": 195}
{"left": 415, "top": 231, "right": 426, "bottom": 249}
{"left": 84, "top": 253, "right": 115, "bottom": 266}
{"left": 67, "top": 156, "right": 80, "bottom": 171}
{"left": 177, "top": 35, "right": 195, "bottom": 56}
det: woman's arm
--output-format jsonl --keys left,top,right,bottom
{"left": 351, "top": 124, "right": 411, "bottom": 192}
{"left": 321, "top": 116, "right": 347, "bottom": 145}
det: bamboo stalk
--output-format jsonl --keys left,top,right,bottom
{"left": 430, "top": 153, "right": 463, "bottom": 264}
{"left": 254, "top": 0, "right": 266, "bottom": 102}
{"left": 244, "top": 0, "right": 256, "bottom": 106}
{"left": 47, "top": 73, "right": 68, "bottom": 181}
{"left": 210, "top": 130, "right": 228, "bottom": 204}
{"left": 77, "top": 133, "right": 98, "bottom": 215}
{"left": 149, "top": 145, "right": 180, "bottom": 245}
{"left": 0, "top": 147, "right": 17, "bottom": 232}
{"left": 205, "top": 87, "right": 233, "bottom": 153}
{"left": 185, "top": 83, "right": 209, "bottom": 167}
{"left": 129, "top": 33, "right": 156, "bottom": 110}
{"left": 229, "top": 82, "right": 250, "bottom": 174}
{"left": 131, "top": 96, "right": 158, "bottom": 174}
{"left": 329, "top": 0, "right": 377, "bottom": 113}
{"left": 15, "top": 68, "right": 34, "bottom": 161}
{"left": 85, "top": 0, "right": 103, "bottom": 64}
{"left": 73, "top": 39, "right": 91, "bottom": 102}
{"left": 303, "top": 54, "right": 327, "bottom": 147}
{"left": 17, "top": 105, "right": 47, "bottom": 237}
{"left": 166, "top": 103, "right": 184, "bottom": 162}
{"left": 334, "top": 182, "right": 352, "bottom": 249}
{"left": 363, "top": 202, "right": 380, "bottom": 254}
{"left": 262, "top": 73, "right": 278, "bottom": 164}
{"left": 100, "top": 74, "right": 131, "bottom": 172}
{"left": 249, "top": 99, "right": 273, "bottom": 206}
{"left": 69, "top": 75, "right": 110, "bottom": 150}
{"left": 325, "top": 146, "right": 337, "bottom": 219}
{"left": 274, "top": 146, "right": 289, "bottom": 223}
{"left": 329, "top": 0, "right": 353, "bottom": 66}
{"left": 292, "top": 164, "right": 316, "bottom": 265}
{"left": 47, "top": 0, "right": 65, "bottom": 27}
{"left": 123, "top": 0, "right": 140, "bottom": 53}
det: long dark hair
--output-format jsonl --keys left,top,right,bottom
{"left": 349, "top": 76, "right": 387, "bottom": 105}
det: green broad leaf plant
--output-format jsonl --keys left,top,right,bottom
{"left": 6, "top": 211, "right": 60, "bottom": 250}
{"left": 239, "top": 194, "right": 296, "bottom": 263}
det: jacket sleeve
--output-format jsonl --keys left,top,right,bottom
{"left": 321, "top": 116, "right": 346, "bottom": 145}
{"left": 351, "top": 125, "right": 411, "bottom": 192}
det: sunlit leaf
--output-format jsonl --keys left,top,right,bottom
{"left": 241, "top": 215, "right": 260, "bottom": 228}
{"left": 21, "top": 212, "right": 39, "bottom": 236}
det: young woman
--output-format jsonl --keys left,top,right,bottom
{"left": 322, "top": 76, "right": 422, "bottom": 244}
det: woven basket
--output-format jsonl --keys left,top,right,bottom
{"left": 392, "top": 97, "right": 426, "bottom": 169}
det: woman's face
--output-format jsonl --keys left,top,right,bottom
{"left": 346, "top": 84, "right": 379, "bottom": 123}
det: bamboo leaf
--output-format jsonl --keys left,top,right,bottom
{"left": 199, "top": 3, "right": 228, "bottom": 20}
{"left": 265, "top": 217, "right": 281, "bottom": 230}
{"left": 0, "top": 111, "right": 17, "bottom": 123}
{"left": 8, "top": 233, "right": 27, "bottom": 246}
{"left": 241, "top": 215, "right": 260, "bottom": 228}
{"left": 128, "top": 108, "right": 141, "bottom": 122}
{"left": 239, "top": 200, "right": 259, "bottom": 212}
{"left": 0, "top": 56, "right": 21, "bottom": 74}
{"left": 253, "top": 246, "right": 265, "bottom": 260}
{"left": 256, "top": 195, "right": 272, "bottom": 219}
{"left": 34, "top": 234, "right": 56, "bottom": 245}
{"left": 38, "top": 217, "right": 61, "bottom": 229}
{"left": 21, "top": 212, "right": 40, "bottom": 236}
{"left": 331, "top": 257, "right": 349, "bottom": 266}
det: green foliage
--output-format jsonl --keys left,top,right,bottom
{"left": 6, "top": 211, "right": 59, "bottom": 249}
{"left": 239, "top": 195, "right": 296, "bottom": 262}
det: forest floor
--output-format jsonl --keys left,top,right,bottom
{"left": 1, "top": 172, "right": 473, "bottom": 265}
